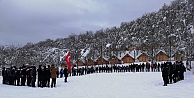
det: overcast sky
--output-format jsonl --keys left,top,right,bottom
{"left": 0, "top": 0, "right": 174, "bottom": 46}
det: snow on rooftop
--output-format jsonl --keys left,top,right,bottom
{"left": 156, "top": 50, "right": 168, "bottom": 56}
{"left": 118, "top": 50, "right": 141, "bottom": 60}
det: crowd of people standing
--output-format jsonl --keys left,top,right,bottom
{"left": 161, "top": 61, "right": 186, "bottom": 86}
{"left": 1, "top": 64, "right": 68, "bottom": 88}
{"left": 71, "top": 62, "right": 162, "bottom": 76}
{"left": 1, "top": 61, "right": 187, "bottom": 87}
{"left": 70, "top": 61, "right": 187, "bottom": 86}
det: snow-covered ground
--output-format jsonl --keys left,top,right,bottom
{"left": 0, "top": 71, "right": 194, "bottom": 98}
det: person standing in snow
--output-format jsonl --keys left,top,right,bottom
{"left": 2, "top": 67, "right": 6, "bottom": 84}
{"left": 50, "top": 64, "right": 57, "bottom": 88}
{"left": 167, "top": 62, "right": 173, "bottom": 84}
{"left": 146, "top": 62, "right": 150, "bottom": 72}
{"left": 64, "top": 66, "right": 68, "bottom": 83}
{"left": 157, "top": 63, "right": 161, "bottom": 72}
{"left": 56, "top": 67, "right": 59, "bottom": 78}
{"left": 42, "top": 66, "right": 47, "bottom": 87}
{"left": 21, "top": 66, "right": 27, "bottom": 86}
{"left": 9, "top": 66, "right": 15, "bottom": 85}
{"left": 26, "top": 66, "right": 32, "bottom": 86}
{"left": 37, "top": 65, "right": 43, "bottom": 87}
{"left": 15, "top": 67, "right": 21, "bottom": 86}
{"left": 46, "top": 65, "right": 51, "bottom": 87}
{"left": 31, "top": 66, "right": 36, "bottom": 87}
{"left": 172, "top": 62, "right": 178, "bottom": 83}
{"left": 60, "top": 68, "right": 63, "bottom": 78}
{"left": 162, "top": 62, "right": 169, "bottom": 86}
{"left": 179, "top": 61, "right": 186, "bottom": 80}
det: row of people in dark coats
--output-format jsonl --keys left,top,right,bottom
{"left": 2, "top": 65, "right": 36, "bottom": 87}
{"left": 162, "top": 61, "right": 186, "bottom": 86}
{"left": 2, "top": 64, "right": 69, "bottom": 88}
{"left": 70, "top": 62, "right": 162, "bottom": 76}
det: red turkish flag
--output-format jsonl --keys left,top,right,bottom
{"left": 65, "top": 51, "right": 71, "bottom": 71}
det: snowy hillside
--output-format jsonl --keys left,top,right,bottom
{"left": 0, "top": 0, "right": 194, "bottom": 66}
{"left": 0, "top": 71, "right": 194, "bottom": 98}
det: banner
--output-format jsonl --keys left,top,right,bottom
{"left": 65, "top": 51, "right": 71, "bottom": 71}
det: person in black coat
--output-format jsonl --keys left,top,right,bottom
{"left": 10, "top": 67, "right": 16, "bottom": 85}
{"left": 162, "top": 63, "right": 169, "bottom": 86}
{"left": 15, "top": 67, "right": 21, "bottom": 86}
{"left": 60, "top": 69, "right": 63, "bottom": 78}
{"left": 46, "top": 65, "right": 51, "bottom": 87}
{"left": 64, "top": 66, "right": 68, "bottom": 83}
{"left": 2, "top": 67, "right": 6, "bottom": 84}
{"left": 167, "top": 62, "right": 173, "bottom": 84}
{"left": 41, "top": 66, "right": 47, "bottom": 87}
{"left": 21, "top": 66, "right": 27, "bottom": 86}
{"left": 56, "top": 67, "right": 59, "bottom": 78}
{"left": 179, "top": 62, "right": 186, "bottom": 80}
{"left": 31, "top": 66, "right": 36, "bottom": 87}
{"left": 26, "top": 67, "right": 32, "bottom": 86}
{"left": 172, "top": 62, "right": 178, "bottom": 83}
{"left": 157, "top": 63, "right": 161, "bottom": 72}
{"left": 37, "top": 65, "right": 43, "bottom": 87}
{"left": 12, "top": 66, "right": 17, "bottom": 85}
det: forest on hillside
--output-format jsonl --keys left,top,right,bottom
{"left": 0, "top": 0, "right": 194, "bottom": 66}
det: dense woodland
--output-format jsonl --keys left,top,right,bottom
{"left": 0, "top": 0, "right": 194, "bottom": 67}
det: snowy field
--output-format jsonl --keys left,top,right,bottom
{"left": 0, "top": 71, "right": 194, "bottom": 98}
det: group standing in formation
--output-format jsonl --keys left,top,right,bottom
{"left": 71, "top": 62, "right": 162, "bottom": 76}
{"left": 161, "top": 61, "right": 186, "bottom": 86}
{"left": 1, "top": 64, "right": 69, "bottom": 88}
{"left": 1, "top": 61, "right": 186, "bottom": 87}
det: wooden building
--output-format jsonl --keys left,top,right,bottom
{"left": 137, "top": 53, "right": 150, "bottom": 62}
{"left": 77, "top": 59, "right": 85, "bottom": 66}
{"left": 96, "top": 57, "right": 109, "bottom": 65}
{"left": 173, "top": 54, "right": 186, "bottom": 61}
{"left": 156, "top": 51, "right": 168, "bottom": 61}
{"left": 110, "top": 55, "right": 122, "bottom": 64}
{"left": 122, "top": 54, "right": 134, "bottom": 63}
{"left": 87, "top": 59, "right": 95, "bottom": 66}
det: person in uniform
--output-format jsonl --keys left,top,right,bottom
{"left": 2, "top": 67, "right": 6, "bottom": 84}
{"left": 162, "top": 62, "right": 169, "bottom": 86}
{"left": 64, "top": 66, "right": 68, "bottom": 83}
{"left": 31, "top": 66, "right": 36, "bottom": 87}
{"left": 37, "top": 65, "right": 43, "bottom": 87}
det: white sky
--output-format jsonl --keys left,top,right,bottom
{"left": 0, "top": 0, "right": 174, "bottom": 46}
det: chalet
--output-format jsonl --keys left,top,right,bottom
{"left": 172, "top": 51, "right": 186, "bottom": 61}
{"left": 120, "top": 51, "right": 135, "bottom": 64}
{"left": 122, "top": 54, "right": 134, "bottom": 63}
{"left": 137, "top": 53, "right": 150, "bottom": 62}
{"left": 96, "top": 57, "right": 109, "bottom": 65}
{"left": 77, "top": 59, "right": 85, "bottom": 66}
{"left": 156, "top": 50, "right": 168, "bottom": 61}
{"left": 61, "top": 61, "right": 74, "bottom": 68}
{"left": 87, "top": 58, "right": 95, "bottom": 66}
{"left": 109, "top": 55, "right": 122, "bottom": 64}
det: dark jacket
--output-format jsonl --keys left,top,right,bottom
{"left": 64, "top": 68, "right": 68, "bottom": 77}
